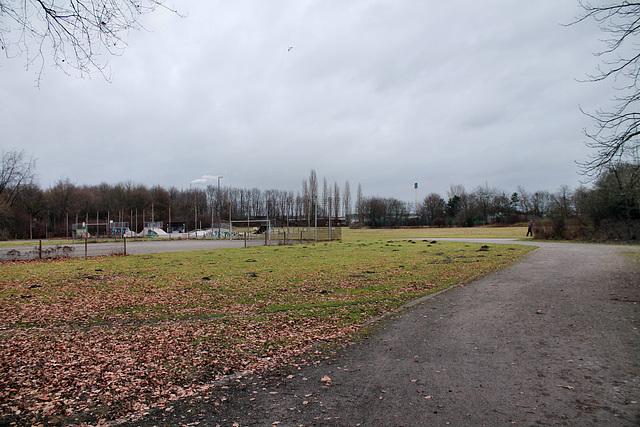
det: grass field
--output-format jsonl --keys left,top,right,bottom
{"left": 0, "top": 227, "right": 534, "bottom": 425}
{"left": 344, "top": 226, "right": 528, "bottom": 241}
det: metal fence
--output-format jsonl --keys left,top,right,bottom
{"left": 0, "top": 228, "right": 343, "bottom": 261}
{"left": 0, "top": 240, "right": 126, "bottom": 261}
{"left": 267, "top": 227, "right": 342, "bottom": 243}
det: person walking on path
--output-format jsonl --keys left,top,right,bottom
{"left": 526, "top": 220, "right": 533, "bottom": 236}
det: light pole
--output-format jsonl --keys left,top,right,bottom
{"left": 189, "top": 183, "right": 195, "bottom": 237}
{"left": 217, "top": 176, "right": 223, "bottom": 238}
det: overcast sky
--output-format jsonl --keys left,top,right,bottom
{"left": 1, "top": 0, "right": 612, "bottom": 201}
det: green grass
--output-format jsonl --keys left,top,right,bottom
{"left": 623, "top": 251, "right": 640, "bottom": 264}
{"left": 1, "top": 229, "right": 533, "bottom": 338}
{"left": 0, "top": 227, "right": 535, "bottom": 424}
{"left": 342, "top": 225, "right": 528, "bottom": 242}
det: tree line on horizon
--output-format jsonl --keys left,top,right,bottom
{"left": 358, "top": 165, "right": 639, "bottom": 242}
{"left": 0, "top": 151, "right": 638, "bottom": 241}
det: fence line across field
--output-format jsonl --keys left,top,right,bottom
{"left": 0, "top": 227, "right": 342, "bottom": 261}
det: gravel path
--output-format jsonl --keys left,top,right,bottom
{"left": 0, "top": 238, "right": 270, "bottom": 260}
{"left": 129, "top": 240, "right": 640, "bottom": 426}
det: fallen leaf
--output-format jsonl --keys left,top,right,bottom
{"left": 556, "top": 385, "right": 575, "bottom": 390}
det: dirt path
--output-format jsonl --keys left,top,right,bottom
{"left": 131, "top": 241, "right": 640, "bottom": 426}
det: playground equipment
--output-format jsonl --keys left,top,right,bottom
{"left": 138, "top": 227, "right": 169, "bottom": 237}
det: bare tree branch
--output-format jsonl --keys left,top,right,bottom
{"left": 570, "top": 1, "right": 640, "bottom": 177}
{"left": 0, "top": 150, "right": 36, "bottom": 207}
{"left": 0, "top": 0, "right": 180, "bottom": 84}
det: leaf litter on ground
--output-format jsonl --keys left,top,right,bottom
{"left": 0, "top": 234, "right": 533, "bottom": 425}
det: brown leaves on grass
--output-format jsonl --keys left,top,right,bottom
{"left": 0, "top": 242, "right": 531, "bottom": 424}
{"left": 0, "top": 273, "right": 229, "bottom": 328}
{"left": 0, "top": 315, "right": 348, "bottom": 424}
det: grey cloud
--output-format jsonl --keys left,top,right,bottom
{"left": 0, "top": 0, "right": 611, "bottom": 197}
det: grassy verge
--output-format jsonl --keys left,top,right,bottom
{"left": 0, "top": 229, "right": 534, "bottom": 425}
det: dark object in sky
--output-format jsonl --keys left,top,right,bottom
{"left": 288, "top": 46, "right": 293, "bottom": 51}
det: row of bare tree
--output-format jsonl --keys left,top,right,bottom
{"left": 355, "top": 162, "right": 639, "bottom": 241}
{"left": 0, "top": 158, "right": 357, "bottom": 239}
{"left": 1, "top": 150, "right": 638, "bottom": 240}
{"left": 357, "top": 185, "right": 562, "bottom": 229}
